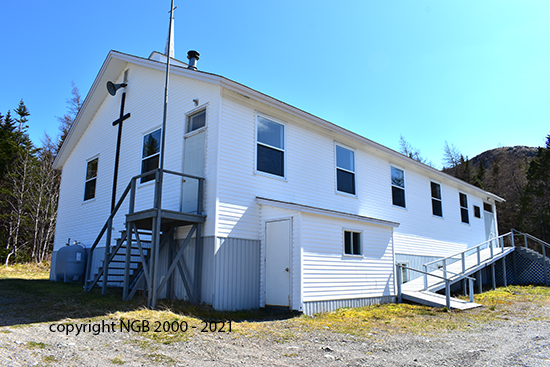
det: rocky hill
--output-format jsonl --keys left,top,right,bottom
{"left": 443, "top": 145, "right": 539, "bottom": 234}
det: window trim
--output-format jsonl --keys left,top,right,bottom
{"left": 83, "top": 155, "right": 99, "bottom": 203}
{"left": 473, "top": 205, "right": 481, "bottom": 218}
{"left": 185, "top": 107, "right": 207, "bottom": 136}
{"left": 335, "top": 143, "right": 357, "bottom": 197}
{"left": 459, "top": 192, "right": 470, "bottom": 224}
{"left": 140, "top": 127, "right": 162, "bottom": 185}
{"left": 255, "top": 113, "right": 287, "bottom": 180}
{"left": 430, "top": 181, "right": 443, "bottom": 218}
{"left": 343, "top": 228, "right": 363, "bottom": 257}
{"left": 390, "top": 165, "right": 407, "bottom": 209}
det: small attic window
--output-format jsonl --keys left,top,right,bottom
{"left": 187, "top": 110, "right": 206, "bottom": 133}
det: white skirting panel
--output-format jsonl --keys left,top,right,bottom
{"left": 302, "top": 295, "right": 396, "bottom": 316}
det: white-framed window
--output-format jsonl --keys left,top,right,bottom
{"left": 186, "top": 109, "right": 206, "bottom": 134}
{"left": 459, "top": 192, "right": 469, "bottom": 224}
{"left": 391, "top": 166, "right": 406, "bottom": 208}
{"left": 141, "top": 128, "right": 161, "bottom": 183}
{"left": 431, "top": 181, "right": 443, "bottom": 217}
{"left": 474, "top": 205, "right": 481, "bottom": 218}
{"left": 83, "top": 157, "right": 98, "bottom": 201}
{"left": 344, "top": 230, "right": 362, "bottom": 256}
{"left": 336, "top": 144, "right": 356, "bottom": 195}
{"left": 256, "top": 115, "right": 285, "bottom": 177}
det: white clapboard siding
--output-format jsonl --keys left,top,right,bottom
{"left": 300, "top": 213, "right": 394, "bottom": 302}
{"left": 54, "top": 62, "right": 220, "bottom": 252}
{"left": 216, "top": 91, "right": 493, "bottom": 259}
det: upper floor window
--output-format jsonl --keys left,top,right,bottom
{"left": 344, "top": 230, "right": 362, "bottom": 256}
{"left": 141, "top": 128, "right": 161, "bottom": 183}
{"left": 391, "top": 166, "right": 406, "bottom": 208}
{"left": 256, "top": 116, "right": 284, "bottom": 177}
{"left": 459, "top": 192, "right": 469, "bottom": 224}
{"left": 84, "top": 158, "right": 98, "bottom": 201}
{"left": 336, "top": 145, "right": 355, "bottom": 195}
{"left": 483, "top": 202, "right": 493, "bottom": 213}
{"left": 474, "top": 205, "right": 481, "bottom": 218}
{"left": 431, "top": 182, "right": 442, "bottom": 217}
{"left": 187, "top": 110, "right": 206, "bottom": 133}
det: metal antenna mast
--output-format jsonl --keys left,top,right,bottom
{"left": 150, "top": 0, "right": 176, "bottom": 309}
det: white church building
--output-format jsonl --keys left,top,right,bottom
{"left": 50, "top": 43, "right": 503, "bottom": 314}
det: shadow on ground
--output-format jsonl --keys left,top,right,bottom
{"left": 0, "top": 279, "right": 298, "bottom": 327}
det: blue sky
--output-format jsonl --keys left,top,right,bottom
{"left": 1, "top": 1, "right": 549, "bottom": 168}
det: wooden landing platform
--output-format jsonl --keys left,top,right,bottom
{"left": 126, "top": 209, "right": 205, "bottom": 231}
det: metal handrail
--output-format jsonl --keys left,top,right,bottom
{"left": 424, "top": 232, "right": 511, "bottom": 269}
{"left": 421, "top": 232, "right": 512, "bottom": 290}
{"left": 396, "top": 264, "right": 475, "bottom": 309}
{"left": 511, "top": 229, "right": 549, "bottom": 286}
{"left": 84, "top": 168, "right": 205, "bottom": 292}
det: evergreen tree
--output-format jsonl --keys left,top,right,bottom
{"left": 519, "top": 135, "right": 550, "bottom": 243}
{"left": 472, "top": 159, "right": 486, "bottom": 189}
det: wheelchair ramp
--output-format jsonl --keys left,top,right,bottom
{"left": 401, "top": 290, "right": 481, "bottom": 310}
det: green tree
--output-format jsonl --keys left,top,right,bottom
{"left": 519, "top": 135, "right": 550, "bottom": 242}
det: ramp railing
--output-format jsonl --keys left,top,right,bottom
{"left": 421, "top": 232, "right": 514, "bottom": 290}
{"left": 396, "top": 264, "right": 475, "bottom": 309}
{"left": 511, "top": 229, "right": 550, "bottom": 286}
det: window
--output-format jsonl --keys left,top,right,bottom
{"left": 483, "top": 203, "right": 493, "bottom": 213}
{"left": 84, "top": 158, "right": 98, "bottom": 201}
{"left": 474, "top": 205, "right": 481, "bottom": 218}
{"left": 391, "top": 166, "right": 406, "bottom": 207}
{"left": 336, "top": 145, "right": 355, "bottom": 195}
{"left": 431, "top": 182, "right": 443, "bottom": 217}
{"left": 141, "top": 128, "right": 161, "bottom": 183}
{"left": 344, "top": 230, "right": 361, "bottom": 256}
{"left": 256, "top": 116, "right": 284, "bottom": 177}
{"left": 187, "top": 110, "right": 206, "bottom": 133}
{"left": 459, "top": 193, "right": 469, "bottom": 224}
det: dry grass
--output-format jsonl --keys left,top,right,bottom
{"left": 0, "top": 262, "right": 51, "bottom": 280}
{"left": 1, "top": 263, "right": 549, "bottom": 343}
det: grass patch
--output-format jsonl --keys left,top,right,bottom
{"left": 148, "top": 353, "right": 175, "bottom": 364}
{"left": 26, "top": 341, "right": 46, "bottom": 349}
{"left": 110, "top": 357, "right": 125, "bottom": 365}
{"left": 1, "top": 264, "right": 549, "bottom": 344}
{"left": 0, "top": 262, "right": 51, "bottom": 280}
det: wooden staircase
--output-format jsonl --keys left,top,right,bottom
{"left": 88, "top": 230, "right": 152, "bottom": 289}
{"left": 83, "top": 169, "right": 206, "bottom": 309}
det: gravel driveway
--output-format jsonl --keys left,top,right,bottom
{"left": 2, "top": 300, "right": 549, "bottom": 367}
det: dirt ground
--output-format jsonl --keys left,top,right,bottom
{"left": 1, "top": 300, "right": 549, "bottom": 367}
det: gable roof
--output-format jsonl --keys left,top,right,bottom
{"left": 55, "top": 50, "right": 505, "bottom": 203}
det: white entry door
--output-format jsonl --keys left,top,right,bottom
{"left": 265, "top": 219, "right": 291, "bottom": 307}
{"left": 484, "top": 209, "right": 496, "bottom": 242}
{"left": 182, "top": 131, "right": 205, "bottom": 213}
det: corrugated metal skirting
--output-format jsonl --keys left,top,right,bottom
{"left": 303, "top": 295, "right": 396, "bottom": 316}
{"left": 212, "top": 237, "right": 260, "bottom": 311}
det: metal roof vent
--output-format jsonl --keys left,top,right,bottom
{"left": 187, "top": 50, "right": 200, "bottom": 70}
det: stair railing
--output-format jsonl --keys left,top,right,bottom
{"left": 396, "top": 264, "right": 475, "bottom": 309}
{"left": 511, "top": 229, "right": 550, "bottom": 286}
{"left": 422, "top": 232, "right": 514, "bottom": 291}
{"left": 84, "top": 168, "right": 205, "bottom": 292}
